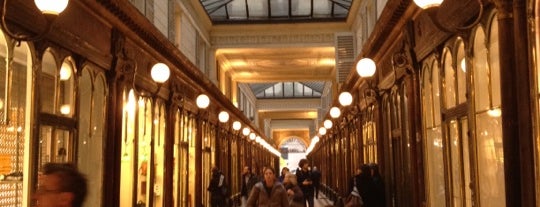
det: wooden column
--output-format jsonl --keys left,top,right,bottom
{"left": 496, "top": 0, "right": 535, "bottom": 205}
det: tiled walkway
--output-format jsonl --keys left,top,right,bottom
{"left": 314, "top": 193, "right": 334, "bottom": 207}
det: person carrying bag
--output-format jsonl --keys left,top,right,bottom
{"left": 345, "top": 168, "right": 364, "bottom": 207}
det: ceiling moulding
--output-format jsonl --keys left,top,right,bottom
{"left": 211, "top": 33, "right": 335, "bottom": 48}
{"left": 257, "top": 99, "right": 321, "bottom": 111}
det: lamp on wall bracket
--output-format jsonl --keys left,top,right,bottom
{"left": 1, "top": 0, "right": 69, "bottom": 44}
{"left": 356, "top": 57, "right": 380, "bottom": 100}
{"left": 415, "top": 0, "right": 484, "bottom": 33}
{"left": 132, "top": 63, "right": 170, "bottom": 98}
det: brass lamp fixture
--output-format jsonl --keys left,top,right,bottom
{"left": 232, "top": 121, "right": 242, "bottom": 131}
{"left": 318, "top": 127, "right": 327, "bottom": 135}
{"left": 323, "top": 119, "right": 333, "bottom": 129}
{"left": 338, "top": 92, "right": 353, "bottom": 107}
{"left": 414, "top": 0, "right": 484, "bottom": 32}
{"left": 218, "top": 111, "right": 229, "bottom": 123}
{"left": 356, "top": 57, "right": 381, "bottom": 99}
{"left": 196, "top": 94, "right": 210, "bottom": 109}
{"left": 329, "top": 106, "right": 341, "bottom": 118}
{"left": 1, "top": 0, "right": 69, "bottom": 43}
{"left": 132, "top": 63, "right": 170, "bottom": 98}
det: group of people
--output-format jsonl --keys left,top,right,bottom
{"left": 234, "top": 159, "right": 321, "bottom": 207}
{"left": 32, "top": 161, "right": 385, "bottom": 207}
{"left": 208, "top": 161, "right": 386, "bottom": 207}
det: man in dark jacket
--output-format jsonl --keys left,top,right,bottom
{"left": 311, "top": 166, "right": 321, "bottom": 199}
{"left": 296, "top": 159, "right": 314, "bottom": 207}
{"left": 207, "top": 167, "right": 227, "bottom": 207}
{"left": 240, "top": 166, "right": 258, "bottom": 207}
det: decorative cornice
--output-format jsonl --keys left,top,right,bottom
{"left": 211, "top": 33, "right": 335, "bottom": 47}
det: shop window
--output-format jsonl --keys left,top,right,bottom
{"left": 421, "top": 57, "right": 446, "bottom": 207}
{"left": 473, "top": 22, "right": 505, "bottom": 207}
{"left": 172, "top": 109, "right": 196, "bottom": 207}
{"left": 77, "top": 69, "right": 106, "bottom": 207}
{"left": 120, "top": 90, "right": 168, "bottom": 207}
{"left": 37, "top": 55, "right": 77, "bottom": 166}
{"left": 444, "top": 40, "right": 473, "bottom": 207}
{"left": 0, "top": 34, "right": 31, "bottom": 206}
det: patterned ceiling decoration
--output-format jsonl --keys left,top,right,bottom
{"left": 199, "top": 0, "right": 353, "bottom": 24}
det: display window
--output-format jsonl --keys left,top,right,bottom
{"left": 77, "top": 68, "right": 106, "bottom": 207}
{"left": 120, "top": 89, "right": 167, "bottom": 207}
{"left": 421, "top": 15, "right": 505, "bottom": 207}
{"left": 0, "top": 33, "right": 32, "bottom": 206}
{"left": 421, "top": 56, "right": 446, "bottom": 207}
{"left": 173, "top": 109, "right": 192, "bottom": 207}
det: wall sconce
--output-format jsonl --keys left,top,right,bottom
{"left": 196, "top": 94, "right": 210, "bottom": 109}
{"left": 356, "top": 57, "right": 381, "bottom": 100}
{"left": 323, "top": 119, "right": 333, "bottom": 129}
{"left": 242, "top": 127, "right": 250, "bottom": 136}
{"left": 232, "top": 121, "right": 242, "bottom": 131}
{"left": 329, "top": 107, "right": 341, "bottom": 118}
{"left": 414, "top": 0, "right": 484, "bottom": 32}
{"left": 1, "top": 0, "right": 69, "bottom": 43}
{"left": 339, "top": 92, "right": 353, "bottom": 107}
{"left": 218, "top": 111, "right": 229, "bottom": 123}
{"left": 318, "top": 127, "right": 327, "bottom": 135}
{"left": 132, "top": 63, "right": 170, "bottom": 98}
{"left": 356, "top": 58, "right": 376, "bottom": 78}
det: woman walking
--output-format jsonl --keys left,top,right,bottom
{"left": 247, "top": 167, "right": 290, "bottom": 207}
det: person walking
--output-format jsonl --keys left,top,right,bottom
{"left": 283, "top": 172, "right": 305, "bottom": 207}
{"left": 246, "top": 167, "right": 289, "bottom": 207}
{"left": 311, "top": 166, "right": 321, "bottom": 199}
{"left": 370, "top": 164, "right": 386, "bottom": 207}
{"left": 279, "top": 167, "right": 290, "bottom": 183}
{"left": 241, "top": 166, "right": 258, "bottom": 207}
{"left": 296, "top": 159, "right": 314, "bottom": 207}
{"left": 207, "top": 166, "right": 227, "bottom": 207}
{"left": 349, "top": 164, "right": 375, "bottom": 207}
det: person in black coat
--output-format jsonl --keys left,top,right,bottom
{"left": 311, "top": 166, "right": 321, "bottom": 199}
{"left": 207, "top": 167, "right": 227, "bottom": 207}
{"left": 370, "top": 164, "right": 386, "bottom": 207}
{"left": 240, "top": 166, "right": 258, "bottom": 207}
{"left": 349, "top": 164, "right": 376, "bottom": 207}
{"left": 296, "top": 159, "right": 314, "bottom": 207}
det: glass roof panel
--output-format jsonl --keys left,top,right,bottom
{"left": 250, "top": 81, "right": 324, "bottom": 99}
{"left": 200, "top": 0, "right": 353, "bottom": 24}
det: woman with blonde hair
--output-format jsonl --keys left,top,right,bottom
{"left": 283, "top": 172, "right": 305, "bottom": 207}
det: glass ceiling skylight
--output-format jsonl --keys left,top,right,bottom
{"left": 250, "top": 82, "right": 324, "bottom": 99}
{"left": 199, "top": 0, "right": 353, "bottom": 24}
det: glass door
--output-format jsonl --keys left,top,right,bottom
{"left": 37, "top": 126, "right": 73, "bottom": 166}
